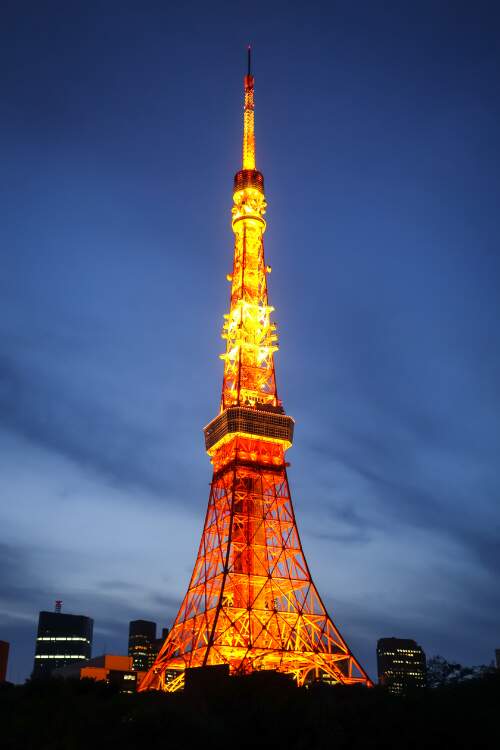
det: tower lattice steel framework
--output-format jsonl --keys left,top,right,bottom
{"left": 139, "top": 51, "right": 372, "bottom": 692}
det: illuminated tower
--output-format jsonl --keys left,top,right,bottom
{"left": 140, "top": 50, "right": 371, "bottom": 692}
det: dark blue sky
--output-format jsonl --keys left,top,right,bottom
{"left": 1, "top": 0, "right": 499, "bottom": 683}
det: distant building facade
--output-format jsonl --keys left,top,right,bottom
{"left": 377, "top": 637, "right": 426, "bottom": 694}
{"left": 33, "top": 604, "right": 93, "bottom": 679}
{"left": 128, "top": 620, "right": 157, "bottom": 671}
{"left": 495, "top": 649, "right": 500, "bottom": 670}
{"left": 54, "top": 654, "right": 137, "bottom": 693}
{"left": 0, "top": 640, "right": 9, "bottom": 682}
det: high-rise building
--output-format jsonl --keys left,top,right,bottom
{"left": 377, "top": 637, "right": 426, "bottom": 694}
{"left": 495, "top": 649, "right": 500, "bottom": 670}
{"left": 33, "top": 602, "right": 93, "bottom": 679}
{"left": 0, "top": 640, "right": 9, "bottom": 682}
{"left": 128, "top": 620, "right": 157, "bottom": 671}
{"left": 139, "top": 50, "right": 372, "bottom": 693}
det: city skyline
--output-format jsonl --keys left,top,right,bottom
{"left": 1, "top": 1, "right": 499, "bottom": 683}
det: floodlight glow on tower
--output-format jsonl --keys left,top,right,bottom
{"left": 139, "top": 50, "right": 372, "bottom": 692}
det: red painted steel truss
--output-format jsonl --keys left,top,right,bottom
{"left": 139, "top": 438, "right": 371, "bottom": 690}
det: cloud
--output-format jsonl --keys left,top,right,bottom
{"left": 149, "top": 593, "right": 183, "bottom": 612}
{"left": 0, "top": 352, "right": 170, "bottom": 494}
{"left": 336, "top": 444, "right": 500, "bottom": 578}
{"left": 0, "top": 347, "right": 211, "bottom": 505}
{"left": 95, "top": 580, "right": 144, "bottom": 592}
{"left": 297, "top": 397, "right": 500, "bottom": 580}
{"left": 0, "top": 542, "right": 71, "bottom": 622}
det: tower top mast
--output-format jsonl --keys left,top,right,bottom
{"left": 242, "top": 45, "right": 255, "bottom": 171}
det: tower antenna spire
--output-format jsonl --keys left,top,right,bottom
{"left": 242, "top": 45, "right": 255, "bottom": 170}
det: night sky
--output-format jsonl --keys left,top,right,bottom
{"left": 1, "top": 1, "right": 499, "bottom": 683}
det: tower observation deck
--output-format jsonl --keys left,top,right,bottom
{"left": 139, "top": 50, "right": 372, "bottom": 692}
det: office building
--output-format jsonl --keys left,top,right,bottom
{"left": 33, "top": 602, "right": 93, "bottom": 678}
{"left": 0, "top": 640, "right": 9, "bottom": 682}
{"left": 495, "top": 649, "right": 500, "bottom": 670}
{"left": 128, "top": 620, "right": 157, "bottom": 671}
{"left": 53, "top": 654, "right": 137, "bottom": 693}
{"left": 377, "top": 637, "right": 426, "bottom": 694}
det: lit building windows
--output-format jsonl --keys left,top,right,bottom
{"left": 32, "top": 606, "right": 93, "bottom": 679}
{"left": 377, "top": 638, "right": 426, "bottom": 695}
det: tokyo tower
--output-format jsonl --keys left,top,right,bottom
{"left": 139, "top": 50, "right": 372, "bottom": 692}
